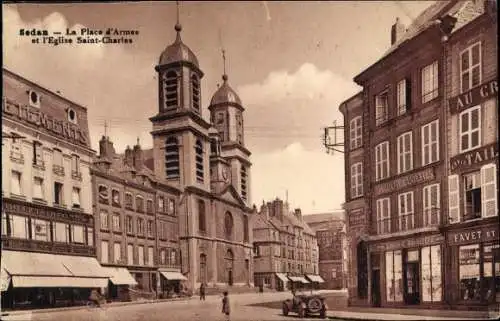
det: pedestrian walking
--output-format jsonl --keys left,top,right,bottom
{"left": 199, "top": 282, "right": 206, "bottom": 301}
{"left": 221, "top": 291, "right": 231, "bottom": 321}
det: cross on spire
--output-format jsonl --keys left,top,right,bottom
{"left": 222, "top": 48, "right": 228, "bottom": 82}
{"left": 104, "top": 120, "right": 108, "bottom": 137}
{"left": 176, "top": 1, "right": 180, "bottom": 25}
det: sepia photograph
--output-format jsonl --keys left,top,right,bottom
{"left": 1, "top": 1, "right": 498, "bottom": 320}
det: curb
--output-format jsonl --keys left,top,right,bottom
{"left": 0, "top": 296, "right": 192, "bottom": 316}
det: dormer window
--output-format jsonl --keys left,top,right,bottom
{"left": 28, "top": 90, "right": 40, "bottom": 108}
{"left": 163, "top": 71, "right": 179, "bottom": 110}
{"left": 191, "top": 74, "right": 200, "bottom": 112}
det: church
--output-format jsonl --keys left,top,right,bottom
{"left": 148, "top": 18, "right": 255, "bottom": 290}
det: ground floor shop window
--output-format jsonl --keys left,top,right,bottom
{"left": 421, "top": 245, "right": 442, "bottom": 302}
{"left": 459, "top": 243, "right": 499, "bottom": 302}
{"left": 385, "top": 250, "right": 403, "bottom": 302}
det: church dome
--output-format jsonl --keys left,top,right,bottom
{"left": 210, "top": 75, "right": 242, "bottom": 106}
{"left": 158, "top": 24, "right": 199, "bottom": 68}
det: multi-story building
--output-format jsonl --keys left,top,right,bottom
{"left": 91, "top": 136, "right": 182, "bottom": 300}
{"left": 337, "top": 0, "right": 498, "bottom": 310}
{"left": 1, "top": 69, "right": 109, "bottom": 309}
{"left": 303, "top": 212, "right": 346, "bottom": 289}
{"left": 253, "top": 198, "right": 320, "bottom": 290}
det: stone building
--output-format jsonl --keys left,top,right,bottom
{"left": 1, "top": 69, "right": 109, "bottom": 309}
{"left": 303, "top": 212, "right": 347, "bottom": 289}
{"left": 338, "top": 0, "right": 498, "bottom": 310}
{"left": 253, "top": 198, "right": 321, "bottom": 290}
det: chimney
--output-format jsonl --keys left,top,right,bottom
{"left": 294, "top": 208, "right": 302, "bottom": 220}
{"left": 124, "top": 146, "right": 133, "bottom": 167}
{"left": 133, "top": 139, "right": 144, "bottom": 170}
{"left": 99, "top": 135, "right": 116, "bottom": 160}
{"left": 391, "top": 17, "right": 406, "bottom": 45}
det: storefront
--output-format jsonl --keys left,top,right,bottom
{"left": 275, "top": 273, "right": 288, "bottom": 291}
{"left": 102, "top": 267, "right": 137, "bottom": 302}
{"left": 158, "top": 270, "right": 187, "bottom": 298}
{"left": 369, "top": 233, "right": 445, "bottom": 308}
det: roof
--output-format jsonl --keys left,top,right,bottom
{"left": 302, "top": 212, "right": 344, "bottom": 224}
{"left": 158, "top": 24, "right": 199, "bottom": 68}
{"left": 210, "top": 75, "right": 242, "bottom": 107}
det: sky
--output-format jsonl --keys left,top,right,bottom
{"left": 2, "top": 1, "right": 434, "bottom": 215}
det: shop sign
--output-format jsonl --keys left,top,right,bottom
{"left": 449, "top": 79, "right": 498, "bottom": 114}
{"left": 2, "top": 99, "right": 89, "bottom": 146}
{"left": 370, "top": 234, "right": 444, "bottom": 252}
{"left": 349, "top": 209, "right": 365, "bottom": 227}
{"left": 447, "top": 225, "right": 499, "bottom": 246}
{"left": 373, "top": 168, "right": 434, "bottom": 196}
{"left": 450, "top": 143, "right": 498, "bottom": 172}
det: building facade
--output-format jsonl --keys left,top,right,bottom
{"left": 253, "top": 198, "right": 320, "bottom": 290}
{"left": 303, "top": 212, "right": 347, "bottom": 289}
{"left": 338, "top": 0, "right": 498, "bottom": 310}
{"left": 1, "top": 69, "right": 109, "bottom": 309}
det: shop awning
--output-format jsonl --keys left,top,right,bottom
{"left": 2, "top": 250, "right": 110, "bottom": 288}
{"left": 160, "top": 271, "right": 187, "bottom": 281}
{"left": 288, "top": 276, "right": 310, "bottom": 284}
{"left": 102, "top": 267, "right": 137, "bottom": 285}
{"left": 305, "top": 274, "right": 325, "bottom": 283}
{"left": 275, "top": 273, "right": 288, "bottom": 283}
{"left": 1, "top": 269, "right": 11, "bottom": 292}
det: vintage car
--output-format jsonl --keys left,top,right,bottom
{"left": 282, "top": 291, "right": 328, "bottom": 318}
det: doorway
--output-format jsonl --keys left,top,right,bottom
{"left": 371, "top": 269, "right": 381, "bottom": 307}
{"left": 405, "top": 262, "right": 420, "bottom": 304}
{"left": 228, "top": 270, "right": 233, "bottom": 286}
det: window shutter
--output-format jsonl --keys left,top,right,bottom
{"left": 405, "top": 78, "right": 412, "bottom": 110}
{"left": 448, "top": 175, "right": 460, "bottom": 223}
{"left": 481, "top": 164, "right": 497, "bottom": 217}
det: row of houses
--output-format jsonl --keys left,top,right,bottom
{"left": 333, "top": 0, "right": 498, "bottom": 311}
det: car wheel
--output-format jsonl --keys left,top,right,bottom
{"left": 282, "top": 303, "right": 289, "bottom": 316}
{"left": 307, "top": 297, "right": 322, "bottom": 314}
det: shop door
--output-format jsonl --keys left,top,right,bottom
{"left": 405, "top": 262, "right": 420, "bottom": 304}
{"left": 371, "top": 269, "right": 381, "bottom": 307}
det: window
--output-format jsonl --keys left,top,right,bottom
{"left": 459, "top": 244, "right": 481, "bottom": 301}
{"left": 195, "top": 139, "right": 204, "bottom": 182}
{"left": 375, "top": 142, "right": 389, "bottom": 181}
{"left": 163, "top": 71, "right": 179, "bottom": 109}
{"left": 147, "top": 220, "right": 154, "bottom": 237}
{"left": 71, "top": 154, "right": 80, "bottom": 174}
{"left": 112, "top": 189, "right": 120, "bottom": 206}
{"left": 241, "top": 166, "right": 248, "bottom": 200}
{"left": 159, "top": 249, "right": 166, "bottom": 265}
{"left": 422, "top": 245, "right": 442, "bottom": 302}
{"left": 53, "top": 149, "right": 63, "bottom": 167}
{"left": 224, "top": 212, "right": 233, "bottom": 239}
{"left": 464, "top": 171, "right": 481, "bottom": 221}
{"left": 158, "top": 196, "right": 165, "bottom": 212}
{"left": 31, "top": 219, "right": 50, "bottom": 241}
{"left": 87, "top": 227, "right": 94, "bottom": 246}
{"left": 422, "top": 120, "right": 439, "bottom": 166}
{"left": 138, "top": 246, "right": 145, "bottom": 265}
{"left": 32, "top": 141, "right": 43, "bottom": 166}
{"left": 126, "top": 216, "right": 134, "bottom": 234}
{"left": 350, "top": 162, "right": 363, "bottom": 198}
{"left": 167, "top": 199, "right": 175, "bottom": 215}
{"left": 72, "top": 225, "right": 85, "bottom": 244}
{"left": 170, "top": 249, "right": 177, "bottom": 265}
{"left": 125, "top": 193, "right": 133, "bottom": 209}
{"left": 2, "top": 212, "right": 7, "bottom": 236}
{"left": 376, "top": 198, "right": 390, "bottom": 234}
{"left": 127, "top": 244, "right": 134, "bottom": 265}
{"left": 243, "top": 215, "right": 249, "bottom": 243}
{"left": 398, "top": 192, "right": 414, "bottom": 231}
{"left": 10, "top": 135, "right": 23, "bottom": 160}
{"left": 9, "top": 215, "right": 29, "bottom": 239}
{"left": 460, "top": 42, "right": 481, "bottom": 93}
{"left": 54, "top": 182, "right": 63, "bottom": 205}
{"left": 191, "top": 74, "right": 200, "bottom": 111}
{"left": 137, "top": 218, "right": 145, "bottom": 236}
{"left": 397, "top": 131, "right": 413, "bottom": 174}
{"left": 72, "top": 187, "right": 81, "bottom": 208}
{"left": 165, "top": 137, "right": 180, "bottom": 179}
{"left": 422, "top": 61, "right": 438, "bottom": 103}
{"left": 459, "top": 106, "right": 481, "bottom": 153}
{"left": 397, "top": 78, "right": 411, "bottom": 115}
{"left": 386, "top": 250, "right": 403, "bottom": 302}
{"left": 11, "top": 171, "right": 22, "bottom": 196}
{"left": 101, "top": 241, "right": 109, "bottom": 264}
{"left": 100, "top": 210, "right": 109, "bottom": 230}
{"left": 198, "top": 200, "right": 206, "bottom": 232}
{"left": 350, "top": 116, "right": 362, "bottom": 149}
{"left": 114, "top": 242, "right": 121, "bottom": 263}
{"left": 33, "top": 177, "right": 44, "bottom": 200}
{"left": 54, "top": 222, "right": 70, "bottom": 243}
{"left": 98, "top": 185, "right": 109, "bottom": 204}
{"left": 146, "top": 199, "right": 153, "bottom": 213}
{"left": 136, "top": 196, "right": 144, "bottom": 212}
{"left": 423, "top": 184, "right": 440, "bottom": 226}
{"left": 148, "top": 246, "right": 154, "bottom": 266}
{"left": 112, "top": 213, "right": 121, "bottom": 231}
{"left": 375, "top": 91, "right": 389, "bottom": 126}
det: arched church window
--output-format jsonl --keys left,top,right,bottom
{"left": 191, "top": 74, "right": 201, "bottom": 112}
{"left": 240, "top": 166, "right": 247, "bottom": 201}
{"left": 163, "top": 71, "right": 179, "bottom": 109}
{"left": 165, "top": 137, "right": 179, "bottom": 179}
{"left": 198, "top": 200, "right": 206, "bottom": 232}
{"left": 195, "top": 139, "right": 204, "bottom": 182}
{"left": 224, "top": 212, "right": 233, "bottom": 239}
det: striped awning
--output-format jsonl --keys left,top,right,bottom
{"left": 275, "top": 273, "right": 288, "bottom": 283}
{"left": 288, "top": 276, "right": 309, "bottom": 284}
{"left": 305, "top": 274, "right": 325, "bottom": 283}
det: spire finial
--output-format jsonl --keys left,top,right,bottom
{"left": 222, "top": 48, "right": 228, "bottom": 82}
{"left": 104, "top": 120, "right": 108, "bottom": 138}
{"left": 175, "top": 1, "right": 182, "bottom": 34}
{"left": 136, "top": 137, "right": 140, "bottom": 146}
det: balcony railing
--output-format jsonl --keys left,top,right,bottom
{"left": 1, "top": 237, "right": 96, "bottom": 257}
{"left": 374, "top": 208, "right": 441, "bottom": 236}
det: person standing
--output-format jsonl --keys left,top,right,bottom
{"left": 199, "top": 282, "right": 206, "bottom": 301}
{"left": 221, "top": 291, "right": 230, "bottom": 321}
